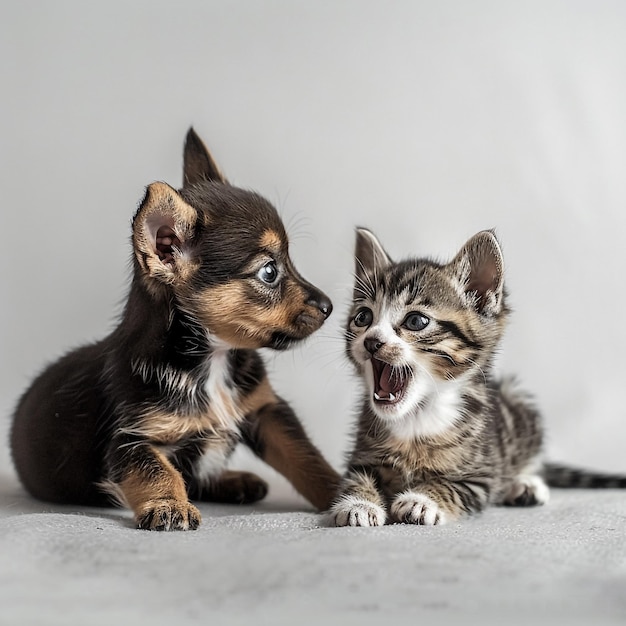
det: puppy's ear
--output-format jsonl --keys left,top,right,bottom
{"left": 183, "top": 127, "right": 227, "bottom": 187}
{"left": 451, "top": 230, "right": 504, "bottom": 315}
{"left": 354, "top": 227, "right": 391, "bottom": 299}
{"left": 132, "top": 182, "right": 199, "bottom": 286}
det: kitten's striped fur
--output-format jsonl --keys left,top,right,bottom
{"left": 330, "top": 228, "right": 626, "bottom": 527}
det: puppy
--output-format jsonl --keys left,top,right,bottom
{"left": 11, "top": 128, "right": 340, "bottom": 530}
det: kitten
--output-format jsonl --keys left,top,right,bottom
{"left": 330, "top": 228, "right": 626, "bottom": 526}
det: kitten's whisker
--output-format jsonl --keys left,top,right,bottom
{"left": 415, "top": 360, "right": 440, "bottom": 401}
{"left": 354, "top": 258, "right": 376, "bottom": 300}
{"left": 353, "top": 277, "right": 375, "bottom": 301}
{"left": 466, "top": 358, "right": 488, "bottom": 387}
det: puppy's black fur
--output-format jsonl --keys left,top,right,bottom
{"left": 11, "top": 129, "right": 340, "bottom": 530}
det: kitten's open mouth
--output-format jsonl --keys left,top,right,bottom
{"left": 370, "top": 358, "right": 408, "bottom": 405}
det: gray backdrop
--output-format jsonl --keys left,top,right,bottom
{"left": 2, "top": 1, "right": 625, "bottom": 499}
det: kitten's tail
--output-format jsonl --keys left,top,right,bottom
{"left": 543, "top": 463, "right": 626, "bottom": 489}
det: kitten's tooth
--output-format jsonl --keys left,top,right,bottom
{"left": 389, "top": 393, "right": 396, "bottom": 402}
{"left": 374, "top": 392, "right": 381, "bottom": 401}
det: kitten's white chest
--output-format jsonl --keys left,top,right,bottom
{"left": 388, "top": 377, "right": 465, "bottom": 441}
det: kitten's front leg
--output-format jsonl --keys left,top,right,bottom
{"left": 329, "top": 468, "right": 387, "bottom": 527}
{"left": 390, "top": 477, "right": 491, "bottom": 526}
{"left": 390, "top": 490, "right": 447, "bottom": 525}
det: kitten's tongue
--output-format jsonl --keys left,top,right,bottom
{"left": 379, "top": 363, "right": 399, "bottom": 393}
{"left": 371, "top": 358, "right": 405, "bottom": 401}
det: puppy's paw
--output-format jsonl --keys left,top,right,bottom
{"left": 390, "top": 491, "right": 447, "bottom": 526}
{"left": 231, "top": 471, "right": 269, "bottom": 504}
{"left": 196, "top": 470, "right": 268, "bottom": 504}
{"left": 504, "top": 475, "right": 550, "bottom": 507}
{"left": 217, "top": 471, "right": 268, "bottom": 504}
{"left": 329, "top": 495, "right": 386, "bottom": 527}
{"left": 136, "top": 499, "right": 201, "bottom": 531}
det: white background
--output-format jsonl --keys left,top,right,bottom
{"left": 2, "top": 1, "right": 625, "bottom": 495}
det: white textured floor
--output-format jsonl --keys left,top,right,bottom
{"left": 1, "top": 471, "right": 625, "bottom": 626}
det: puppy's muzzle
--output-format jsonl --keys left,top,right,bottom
{"left": 305, "top": 290, "right": 333, "bottom": 320}
{"left": 269, "top": 286, "right": 332, "bottom": 351}
{"left": 297, "top": 287, "right": 332, "bottom": 328}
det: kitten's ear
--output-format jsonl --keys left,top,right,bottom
{"left": 451, "top": 230, "right": 504, "bottom": 315}
{"left": 354, "top": 228, "right": 391, "bottom": 298}
{"left": 183, "top": 127, "right": 228, "bottom": 187}
{"left": 132, "top": 182, "right": 200, "bottom": 286}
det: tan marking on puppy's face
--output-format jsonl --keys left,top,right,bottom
{"left": 196, "top": 281, "right": 297, "bottom": 348}
{"left": 259, "top": 229, "right": 283, "bottom": 252}
{"left": 186, "top": 276, "right": 324, "bottom": 349}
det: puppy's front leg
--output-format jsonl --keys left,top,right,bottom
{"left": 107, "top": 439, "right": 201, "bottom": 531}
{"left": 243, "top": 399, "right": 340, "bottom": 511}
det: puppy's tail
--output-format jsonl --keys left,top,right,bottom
{"left": 543, "top": 463, "right": 626, "bottom": 489}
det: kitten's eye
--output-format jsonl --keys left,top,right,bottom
{"left": 353, "top": 307, "right": 373, "bottom": 327}
{"left": 403, "top": 312, "right": 429, "bottom": 331}
{"left": 257, "top": 262, "right": 279, "bottom": 286}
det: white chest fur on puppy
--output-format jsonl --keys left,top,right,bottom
{"left": 194, "top": 342, "right": 244, "bottom": 483}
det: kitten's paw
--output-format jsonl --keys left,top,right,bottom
{"left": 329, "top": 495, "right": 386, "bottom": 527}
{"left": 136, "top": 499, "right": 201, "bottom": 531}
{"left": 504, "top": 475, "right": 550, "bottom": 507}
{"left": 390, "top": 491, "right": 447, "bottom": 525}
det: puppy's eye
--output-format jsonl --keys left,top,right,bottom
{"left": 403, "top": 312, "right": 429, "bottom": 331}
{"left": 353, "top": 307, "right": 373, "bottom": 328}
{"left": 257, "top": 262, "right": 279, "bottom": 285}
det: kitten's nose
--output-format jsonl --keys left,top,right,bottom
{"left": 364, "top": 337, "right": 384, "bottom": 355}
{"left": 306, "top": 292, "right": 333, "bottom": 319}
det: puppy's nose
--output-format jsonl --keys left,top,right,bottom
{"left": 306, "top": 293, "right": 333, "bottom": 319}
{"left": 364, "top": 337, "right": 384, "bottom": 355}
